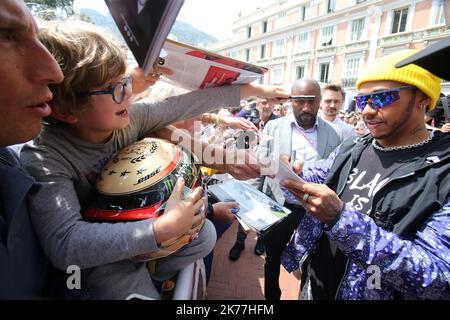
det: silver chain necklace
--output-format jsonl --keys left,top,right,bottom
{"left": 372, "top": 130, "right": 434, "bottom": 152}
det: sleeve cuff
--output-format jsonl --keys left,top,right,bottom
{"left": 322, "top": 202, "right": 345, "bottom": 231}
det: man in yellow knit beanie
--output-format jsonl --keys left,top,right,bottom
{"left": 279, "top": 50, "right": 450, "bottom": 299}
{"left": 356, "top": 50, "right": 441, "bottom": 110}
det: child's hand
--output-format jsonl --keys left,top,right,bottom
{"left": 441, "top": 123, "right": 450, "bottom": 132}
{"left": 129, "top": 65, "right": 173, "bottom": 95}
{"left": 153, "top": 178, "right": 205, "bottom": 244}
{"left": 212, "top": 202, "right": 238, "bottom": 224}
{"left": 220, "top": 116, "right": 258, "bottom": 131}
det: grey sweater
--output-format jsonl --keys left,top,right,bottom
{"left": 20, "top": 85, "right": 239, "bottom": 299}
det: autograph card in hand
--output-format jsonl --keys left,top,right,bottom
{"left": 273, "top": 157, "right": 305, "bottom": 185}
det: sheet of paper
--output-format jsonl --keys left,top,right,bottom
{"left": 207, "top": 180, "right": 291, "bottom": 233}
{"left": 273, "top": 157, "right": 305, "bottom": 184}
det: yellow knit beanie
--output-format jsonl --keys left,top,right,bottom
{"left": 356, "top": 50, "right": 441, "bottom": 110}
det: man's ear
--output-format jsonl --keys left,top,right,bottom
{"left": 51, "top": 106, "right": 78, "bottom": 124}
{"left": 416, "top": 91, "right": 432, "bottom": 110}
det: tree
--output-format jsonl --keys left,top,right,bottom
{"left": 25, "top": 0, "right": 74, "bottom": 19}
{"left": 77, "top": 12, "right": 92, "bottom": 23}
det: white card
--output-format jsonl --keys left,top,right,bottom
{"left": 273, "top": 157, "right": 305, "bottom": 184}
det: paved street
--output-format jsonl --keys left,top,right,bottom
{"left": 206, "top": 220, "right": 299, "bottom": 300}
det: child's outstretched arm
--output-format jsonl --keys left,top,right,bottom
{"left": 153, "top": 125, "right": 262, "bottom": 180}
{"left": 133, "top": 83, "right": 290, "bottom": 139}
{"left": 239, "top": 83, "right": 290, "bottom": 100}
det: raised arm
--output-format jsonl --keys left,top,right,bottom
{"left": 152, "top": 125, "right": 261, "bottom": 180}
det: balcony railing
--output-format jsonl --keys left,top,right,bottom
{"left": 342, "top": 78, "right": 358, "bottom": 88}
{"left": 343, "top": 40, "right": 369, "bottom": 53}
{"left": 378, "top": 31, "right": 413, "bottom": 47}
{"left": 378, "top": 26, "right": 450, "bottom": 48}
{"left": 293, "top": 51, "right": 312, "bottom": 61}
{"left": 316, "top": 46, "right": 337, "bottom": 57}
{"left": 271, "top": 56, "right": 287, "bottom": 64}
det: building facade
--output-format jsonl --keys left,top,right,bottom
{"left": 209, "top": 0, "right": 449, "bottom": 94}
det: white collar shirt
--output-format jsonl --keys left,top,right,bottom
{"left": 288, "top": 114, "right": 320, "bottom": 171}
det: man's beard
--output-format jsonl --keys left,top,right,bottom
{"left": 261, "top": 111, "right": 272, "bottom": 118}
{"left": 325, "top": 107, "right": 337, "bottom": 117}
{"left": 294, "top": 110, "right": 316, "bottom": 129}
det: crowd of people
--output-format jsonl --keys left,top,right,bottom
{"left": 1, "top": 0, "right": 449, "bottom": 301}
{"left": 217, "top": 89, "right": 371, "bottom": 142}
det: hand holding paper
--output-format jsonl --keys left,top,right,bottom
{"left": 129, "top": 66, "right": 174, "bottom": 94}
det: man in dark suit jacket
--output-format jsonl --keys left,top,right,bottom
{"left": 0, "top": 0, "right": 64, "bottom": 298}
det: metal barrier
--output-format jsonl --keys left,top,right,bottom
{"left": 172, "top": 259, "right": 206, "bottom": 300}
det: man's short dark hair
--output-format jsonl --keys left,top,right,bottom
{"left": 322, "top": 83, "right": 345, "bottom": 100}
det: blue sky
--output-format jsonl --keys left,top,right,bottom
{"left": 73, "top": 0, "right": 274, "bottom": 40}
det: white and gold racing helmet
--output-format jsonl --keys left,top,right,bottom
{"left": 83, "top": 138, "right": 206, "bottom": 260}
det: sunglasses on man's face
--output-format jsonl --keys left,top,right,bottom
{"left": 355, "top": 85, "right": 416, "bottom": 111}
